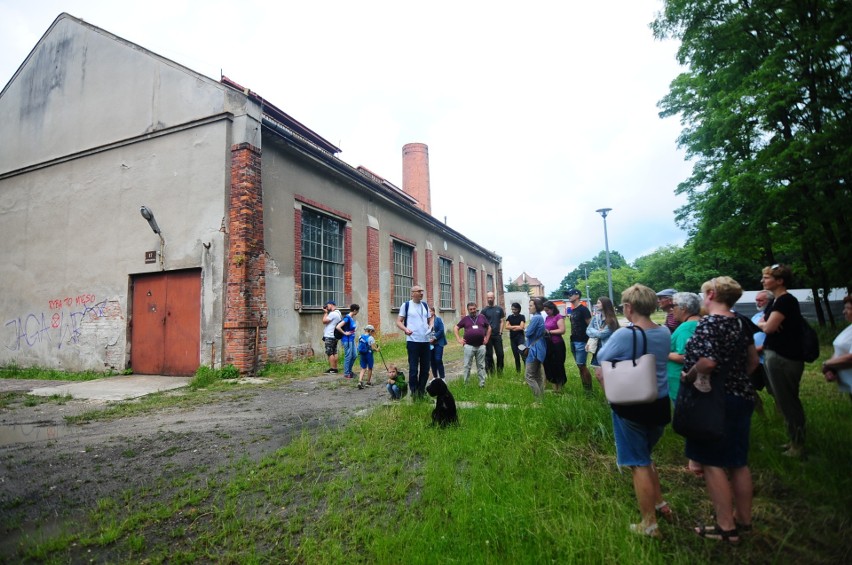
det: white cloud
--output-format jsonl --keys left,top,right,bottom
{"left": 0, "top": 0, "right": 693, "bottom": 295}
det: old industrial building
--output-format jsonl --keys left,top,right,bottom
{"left": 0, "top": 13, "right": 503, "bottom": 375}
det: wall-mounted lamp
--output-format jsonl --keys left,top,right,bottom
{"left": 140, "top": 206, "right": 161, "bottom": 234}
{"left": 140, "top": 205, "right": 165, "bottom": 270}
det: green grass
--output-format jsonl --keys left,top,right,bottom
{"left": 6, "top": 330, "right": 852, "bottom": 563}
{"left": 0, "top": 362, "right": 106, "bottom": 381}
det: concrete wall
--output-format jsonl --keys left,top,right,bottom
{"left": 0, "top": 14, "right": 250, "bottom": 175}
{"left": 0, "top": 14, "right": 248, "bottom": 372}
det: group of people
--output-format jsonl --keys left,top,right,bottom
{"left": 320, "top": 267, "right": 851, "bottom": 543}
{"left": 522, "top": 289, "right": 619, "bottom": 397}
{"left": 558, "top": 265, "right": 849, "bottom": 543}
{"left": 321, "top": 301, "right": 380, "bottom": 389}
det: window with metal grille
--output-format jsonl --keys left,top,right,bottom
{"left": 467, "top": 267, "right": 477, "bottom": 305}
{"left": 393, "top": 241, "right": 414, "bottom": 308}
{"left": 301, "top": 209, "right": 344, "bottom": 308}
{"left": 439, "top": 258, "right": 453, "bottom": 310}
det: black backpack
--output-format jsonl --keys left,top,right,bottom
{"left": 333, "top": 314, "right": 351, "bottom": 340}
{"left": 801, "top": 319, "right": 820, "bottom": 363}
{"left": 401, "top": 300, "right": 429, "bottom": 327}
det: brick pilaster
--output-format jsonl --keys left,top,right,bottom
{"left": 459, "top": 261, "right": 466, "bottom": 307}
{"left": 425, "top": 248, "right": 434, "bottom": 309}
{"left": 344, "top": 225, "right": 353, "bottom": 304}
{"left": 224, "top": 142, "right": 267, "bottom": 375}
{"left": 367, "top": 226, "right": 380, "bottom": 332}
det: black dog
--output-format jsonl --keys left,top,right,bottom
{"left": 426, "top": 378, "right": 458, "bottom": 427}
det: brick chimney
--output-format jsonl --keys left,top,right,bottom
{"left": 402, "top": 143, "right": 431, "bottom": 214}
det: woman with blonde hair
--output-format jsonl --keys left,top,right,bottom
{"left": 757, "top": 264, "right": 807, "bottom": 457}
{"left": 595, "top": 284, "right": 672, "bottom": 538}
{"left": 681, "top": 276, "right": 759, "bottom": 543}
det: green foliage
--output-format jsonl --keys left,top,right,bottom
{"left": 0, "top": 363, "right": 107, "bottom": 382}
{"left": 506, "top": 281, "right": 532, "bottom": 293}
{"left": 552, "top": 250, "right": 628, "bottom": 297}
{"left": 190, "top": 365, "right": 241, "bottom": 389}
{"left": 652, "top": 0, "right": 852, "bottom": 293}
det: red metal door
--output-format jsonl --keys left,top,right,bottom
{"left": 131, "top": 270, "right": 201, "bottom": 376}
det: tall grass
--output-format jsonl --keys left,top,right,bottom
{"left": 10, "top": 331, "right": 852, "bottom": 563}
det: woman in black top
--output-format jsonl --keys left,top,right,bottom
{"left": 757, "top": 264, "right": 806, "bottom": 458}
{"left": 505, "top": 302, "right": 526, "bottom": 373}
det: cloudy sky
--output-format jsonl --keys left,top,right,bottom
{"left": 0, "top": 0, "right": 692, "bottom": 294}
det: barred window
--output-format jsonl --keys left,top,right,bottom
{"left": 486, "top": 274, "right": 494, "bottom": 294}
{"left": 439, "top": 258, "right": 453, "bottom": 310}
{"left": 393, "top": 241, "right": 414, "bottom": 308}
{"left": 467, "top": 267, "right": 477, "bottom": 305}
{"left": 301, "top": 209, "right": 344, "bottom": 308}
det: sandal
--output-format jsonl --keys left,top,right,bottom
{"left": 695, "top": 523, "right": 739, "bottom": 544}
{"left": 735, "top": 521, "right": 752, "bottom": 533}
{"left": 655, "top": 501, "right": 674, "bottom": 523}
{"left": 687, "top": 460, "right": 704, "bottom": 478}
{"left": 629, "top": 522, "right": 661, "bottom": 539}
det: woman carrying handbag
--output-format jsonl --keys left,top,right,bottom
{"left": 676, "top": 276, "right": 759, "bottom": 544}
{"left": 595, "top": 284, "right": 673, "bottom": 538}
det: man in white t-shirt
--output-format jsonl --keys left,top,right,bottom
{"left": 395, "top": 285, "right": 434, "bottom": 399}
{"left": 322, "top": 300, "right": 342, "bottom": 374}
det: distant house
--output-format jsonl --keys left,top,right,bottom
{"left": 0, "top": 13, "right": 502, "bottom": 375}
{"left": 509, "top": 272, "right": 545, "bottom": 298}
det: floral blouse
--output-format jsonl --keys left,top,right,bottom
{"left": 683, "top": 314, "right": 755, "bottom": 399}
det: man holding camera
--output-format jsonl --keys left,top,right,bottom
{"left": 322, "top": 300, "right": 342, "bottom": 374}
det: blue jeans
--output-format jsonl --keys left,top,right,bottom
{"left": 387, "top": 383, "right": 401, "bottom": 399}
{"left": 431, "top": 345, "right": 445, "bottom": 380}
{"left": 407, "top": 341, "right": 431, "bottom": 398}
{"left": 342, "top": 339, "right": 357, "bottom": 376}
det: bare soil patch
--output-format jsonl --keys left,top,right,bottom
{"left": 0, "top": 370, "right": 435, "bottom": 555}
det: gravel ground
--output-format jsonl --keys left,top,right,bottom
{"left": 0, "top": 359, "right": 468, "bottom": 556}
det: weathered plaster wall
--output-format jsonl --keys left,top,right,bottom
{"left": 0, "top": 124, "right": 229, "bottom": 371}
{"left": 0, "top": 14, "right": 240, "bottom": 175}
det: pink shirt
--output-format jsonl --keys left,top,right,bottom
{"left": 545, "top": 314, "right": 564, "bottom": 344}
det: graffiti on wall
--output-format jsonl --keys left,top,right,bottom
{"left": 4, "top": 294, "right": 123, "bottom": 352}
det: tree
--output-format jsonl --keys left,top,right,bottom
{"left": 552, "top": 250, "right": 628, "bottom": 298}
{"left": 632, "top": 243, "right": 760, "bottom": 293}
{"left": 653, "top": 0, "right": 852, "bottom": 323}
{"left": 577, "top": 265, "right": 640, "bottom": 303}
{"left": 506, "top": 281, "right": 531, "bottom": 294}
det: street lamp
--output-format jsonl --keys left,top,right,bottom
{"left": 595, "top": 208, "right": 614, "bottom": 304}
{"left": 140, "top": 205, "right": 165, "bottom": 270}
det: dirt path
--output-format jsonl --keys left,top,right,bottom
{"left": 0, "top": 358, "right": 469, "bottom": 553}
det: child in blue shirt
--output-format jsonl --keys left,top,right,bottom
{"left": 357, "top": 325, "right": 378, "bottom": 389}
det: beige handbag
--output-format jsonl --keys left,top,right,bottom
{"left": 601, "top": 326, "right": 658, "bottom": 405}
{"left": 585, "top": 337, "right": 599, "bottom": 354}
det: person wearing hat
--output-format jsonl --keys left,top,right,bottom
{"left": 566, "top": 289, "right": 594, "bottom": 392}
{"left": 656, "top": 289, "right": 680, "bottom": 332}
{"left": 321, "top": 300, "right": 342, "bottom": 374}
{"left": 357, "top": 324, "right": 378, "bottom": 389}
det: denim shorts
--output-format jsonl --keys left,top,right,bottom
{"left": 612, "top": 411, "right": 664, "bottom": 467}
{"left": 571, "top": 341, "right": 589, "bottom": 366}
